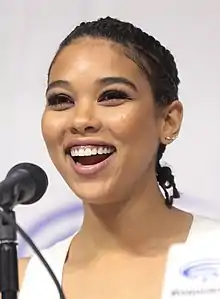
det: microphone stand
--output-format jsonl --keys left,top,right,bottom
{"left": 0, "top": 209, "right": 18, "bottom": 299}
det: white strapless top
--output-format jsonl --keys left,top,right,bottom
{"left": 18, "top": 214, "right": 220, "bottom": 299}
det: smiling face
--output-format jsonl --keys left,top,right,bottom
{"left": 42, "top": 37, "right": 179, "bottom": 203}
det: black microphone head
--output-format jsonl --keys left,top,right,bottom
{"left": 6, "top": 163, "right": 48, "bottom": 205}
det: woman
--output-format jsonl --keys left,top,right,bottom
{"left": 18, "top": 17, "right": 220, "bottom": 299}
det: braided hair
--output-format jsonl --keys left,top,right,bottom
{"left": 48, "top": 17, "right": 181, "bottom": 207}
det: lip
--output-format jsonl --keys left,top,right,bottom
{"left": 68, "top": 152, "right": 115, "bottom": 176}
{"left": 64, "top": 139, "right": 115, "bottom": 152}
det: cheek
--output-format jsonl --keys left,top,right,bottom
{"left": 41, "top": 111, "right": 66, "bottom": 151}
{"left": 102, "top": 104, "right": 158, "bottom": 146}
{"left": 101, "top": 104, "right": 159, "bottom": 182}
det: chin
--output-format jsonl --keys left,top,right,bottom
{"left": 54, "top": 151, "right": 125, "bottom": 204}
{"left": 68, "top": 181, "right": 118, "bottom": 205}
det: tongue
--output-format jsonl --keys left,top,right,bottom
{"left": 75, "top": 154, "right": 111, "bottom": 165}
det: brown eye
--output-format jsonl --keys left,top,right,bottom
{"left": 98, "top": 90, "right": 132, "bottom": 105}
{"left": 47, "top": 94, "right": 74, "bottom": 110}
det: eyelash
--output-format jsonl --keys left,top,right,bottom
{"left": 98, "top": 89, "right": 132, "bottom": 104}
{"left": 46, "top": 89, "right": 132, "bottom": 110}
{"left": 47, "top": 94, "right": 73, "bottom": 110}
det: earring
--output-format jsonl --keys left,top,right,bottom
{"left": 165, "top": 136, "right": 177, "bottom": 141}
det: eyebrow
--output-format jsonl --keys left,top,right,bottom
{"left": 46, "top": 80, "right": 70, "bottom": 95}
{"left": 46, "top": 76, "right": 138, "bottom": 95}
{"left": 97, "top": 76, "right": 137, "bottom": 91}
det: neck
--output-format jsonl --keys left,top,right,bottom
{"left": 77, "top": 177, "right": 191, "bottom": 256}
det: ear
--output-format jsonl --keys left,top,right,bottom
{"left": 159, "top": 100, "right": 183, "bottom": 145}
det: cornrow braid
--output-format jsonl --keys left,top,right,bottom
{"left": 156, "top": 144, "right": 180, "bottom": 207}
{"left": 48, "top": 16, "right": 181, "bottom": 207}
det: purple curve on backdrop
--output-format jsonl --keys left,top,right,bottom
{"left": 18, "top": 204, "right": 83, "bottom": 256}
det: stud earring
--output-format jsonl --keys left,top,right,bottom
{"left": 165, "top": 136, "right": 177, "bottom": 141}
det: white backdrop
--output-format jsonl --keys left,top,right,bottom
{"left": 1, "top": 0, "right": 220, "bottom": 257}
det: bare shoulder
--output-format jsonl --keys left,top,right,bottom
{"left": 18, "top": 258, "right": 30, "bottom": 286}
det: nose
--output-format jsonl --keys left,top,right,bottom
{"left": 69, "top": 102, "right": 102, "bottom": 135}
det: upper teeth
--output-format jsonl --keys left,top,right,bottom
{"left": 70, "top": 146, "right": 114, "bottom": 157}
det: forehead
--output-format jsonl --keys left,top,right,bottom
{"left": 49, "top": 38, "right": 148, "bottom": 86}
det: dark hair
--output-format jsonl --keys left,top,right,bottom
{"left": 48, "top": 16, "right": 180, "bottom": 207}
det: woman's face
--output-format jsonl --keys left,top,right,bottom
{"left": 42, "top": 37, "right": 182, "bottom": 203}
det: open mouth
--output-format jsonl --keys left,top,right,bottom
{"left": 69, "top": 145, "right": 116, "bottom": 166}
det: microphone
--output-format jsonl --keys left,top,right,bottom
{"left": 0, "top": 163, "right": 48, "bottom": 210}
{"left": 0, "top": 163, "right": 66, "bottom": 299}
